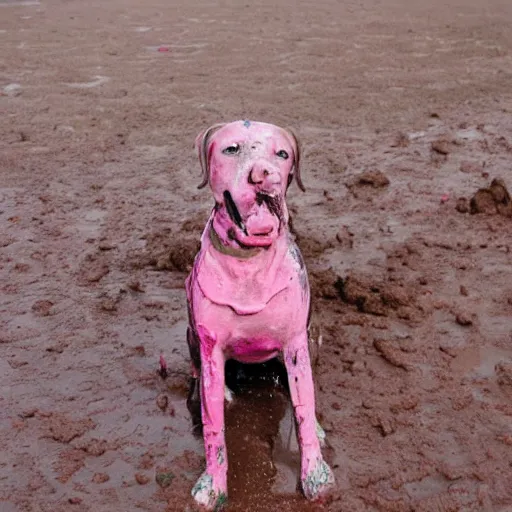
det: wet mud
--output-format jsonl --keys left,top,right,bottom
{"left": 2, "top": 0, "right": 512, "bottom": 510}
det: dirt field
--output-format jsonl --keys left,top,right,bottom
{"left": 2, "top": 0, "right": 512, "bottom": 510}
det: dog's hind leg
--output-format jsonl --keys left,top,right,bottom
{"left": 283, "top": 333, "right": 335, "bottom": 501}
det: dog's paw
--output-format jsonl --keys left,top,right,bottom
{"left": 224, "top": 385, "right": 234, "bottom": 404}
{"left": 191, "top": 472, "right": 228, "bottom": 510}
{"left": 315, "top": 418, "right": 326, "bottom": 447}
{"left": 301, "top": 457, "right": 335, "bottom": 501}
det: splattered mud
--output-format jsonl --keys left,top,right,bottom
{"left": 1, "top": 0, "right": 512, "bottom": 510}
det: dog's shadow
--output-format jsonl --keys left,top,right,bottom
{"left": 188, "top": 359, "right": 310, "bottom": 509}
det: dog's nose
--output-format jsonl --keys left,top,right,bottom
{"left": 248, "top": 163, "right": 281, "bottom": 187}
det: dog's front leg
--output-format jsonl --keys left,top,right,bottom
{"left": 191, "top": 329, "right": 228, "bottom": 510}
{"left": 284, "top": 333, "right": 335, "bottom": 500}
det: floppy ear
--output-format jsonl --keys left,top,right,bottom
{"left": 195, "top": 123, "right": 225, "bottom": 189}
{"left": 284, "top": 127, "right": 305, "bottom": 192}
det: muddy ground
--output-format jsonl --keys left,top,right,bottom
{"left": 1, "top": 0, "right": 512, "bottom": 510}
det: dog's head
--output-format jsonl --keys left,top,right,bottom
{"left": 195, "top": 120, "right": 303, "bottom": 248}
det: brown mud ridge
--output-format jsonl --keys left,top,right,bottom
{"left": 2, "top": 0, "right": 512, "bottom": 510}
{"left": 129, "top": 220, "right": 204, "bottom": 273}
{"left": 456, "top": 178, "right": 512, "bottom": 217}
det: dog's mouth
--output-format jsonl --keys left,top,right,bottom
{"left": 223, "top": 190, "right": 283, "bottom": 247}
{"left": 255, "top": 191, "right": 283, "bottom": 220}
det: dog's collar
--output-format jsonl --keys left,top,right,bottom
{"left": 209, "top": 225, "right": 262, "bottom": 259}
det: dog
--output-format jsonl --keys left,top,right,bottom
{"left": 185, "top": 120, "right": 334, "bottom": 509}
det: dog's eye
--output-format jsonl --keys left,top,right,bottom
{"left": 276, "top": 149, "right": 289, "bottom": 160}
{"left": 222, "top": 144, "right": 240, "bottom": 155}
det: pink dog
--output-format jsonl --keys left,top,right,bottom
{"left": 185, "top": 120, "right": 334, "bottom": 509}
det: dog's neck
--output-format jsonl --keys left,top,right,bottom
{"left": 208, "top": 225, "right": 263, "bottom": 259}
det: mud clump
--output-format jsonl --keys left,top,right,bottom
{"left": 496, "top": 362, "right": 512, "bottom": 386}
{"left": 132, "top": 228, "right": 200, "bottom": 273}
{"left": 180, "top": 214, "right": 209, "bottom": 234}
{"left": 127, "top": 280, "right": 145, "bottom": 293}
{"left": 92, "top": 473, "right": 110, "bottom": 484}
{"left": 77, "top": 253, "right": 110, "bottom": 284}
{"left": 455, "top": 311, "right": 473, "bottom": 326}
{"left": 347, "top": 170, "right": 390, "bottom": 189}
{"left": 335, "top": 225, "right": 354, "bottom": 249}
{"left": 296, "top": 236, "right": 335, "bottom": 261}
{"left": 392, "top": 132, "right": 410, "bottom": 148}
{"left": 310, "top": 269, "right": 422, "bottom": 321}
{"left": 309, "top": 268, "right": 339, "bottom": 300}
{"left": 75, "top": 438, "right": 109, "bottom": 456}
{"left": 135, "top": 473, "right": 151, "bottom": 485}
{"left": 155, "top": 469, "right": 175, "bottom": 488}
{"left": 47, "top": 414, "right": 96, "bottom": 443}
{"left": 373, "top": 338, "right": 413, "bottom": 371}
{"left": 129, "top": 215, "right": 209, "bottom": 273}
{"left": 431, "top": 139, "right": 453, "bottom": 155}
{"left": 154, "top": 238, "right": 200, "bottom": 272}
{"left": 32, "top": 299, "right": 54, "bottom": 317}
{"left": 470, "top": 190, "right": 499, "bottom": 215}
{"left": 53, "top": 449, "right": 87, "bottom": 483}
{"left": 156, "top": 393, "right": 169, "bottom": 411}
{"left": 455, "top": 197, "right": 469, "bottom": 214}
{"left": 335, "top": 273, "right": 421, "bottom": 320}
{"left": 369, "top": 411, "right": 397, "bottom": 436}
{"left": 469, "top": 178, "right": 512, "bottom": 217}
{"left": 460, "top": 160, "right": 483, "bottom": 173}
{"left": 289, "top": 221, "right": 335, "bottom": 263}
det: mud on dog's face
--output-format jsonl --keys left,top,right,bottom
{"left": 195, "top": 120, "right": 303, "bottom": 248}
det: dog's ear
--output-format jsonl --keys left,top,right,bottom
{"left": 284, "top": 127, "right": 305, "bottom": 192}
{"left": 195, "top": 123, "right": 225, "bottom": 189}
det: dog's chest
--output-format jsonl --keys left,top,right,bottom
{"left": 193, "top": 282, "right": 309, "bottom": 361}
{"left": 192, "top": 236, "right": 304, "bottom": 316}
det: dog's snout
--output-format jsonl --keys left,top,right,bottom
{"left": 248, "top": 167, "right": 266, "bottom": 185}
{"left": 248, "top": 163, "right": 281, "bottom": 187}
